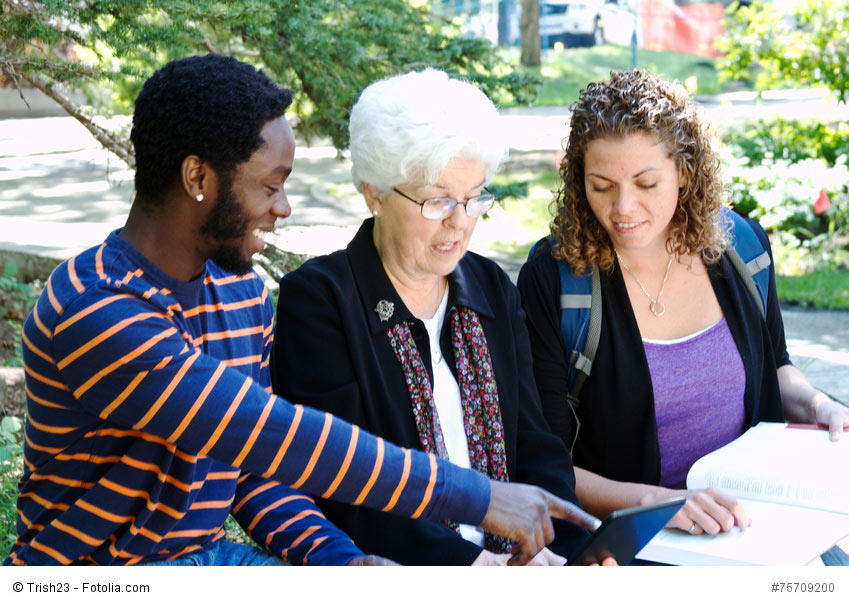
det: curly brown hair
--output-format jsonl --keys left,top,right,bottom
{"left": 551, "top": 69, "right": 728, "bottom": 275}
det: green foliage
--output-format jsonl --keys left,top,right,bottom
{"left": 0, "top": 415, "right": 24, "bottom": 556}
{"left": 775, "top": 267, "right": 849, "bottom": 309}
{"left": 0, "top": 415, "right": 22, "bottom": 464}
{"left": 722, "top": 118, "right": 849, "bottom": 166}
{"left": 720, "top": 119, "right": 849, "bottom": 272}
{"left": 508, "top": 44, "right": 723, "bottom": 108}
{"left": 0, "top": 263, "right": 41, "bottom": 367}
{"left": 719, "top": 0, "right": 849, "bottom": 101}
{"left": 488, "top": 180, "right": 529, "bottom": 203}
{"left": 1, "top": 0, "right": 540, "bottom": 152}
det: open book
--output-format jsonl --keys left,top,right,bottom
{"left": 636, "top": 422, "right": 849, "bottom": 565}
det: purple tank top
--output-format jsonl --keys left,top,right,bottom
{"left": 643, "top": 317, "right": 746, "bottom": 488}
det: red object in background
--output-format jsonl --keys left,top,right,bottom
{"left": 814, "top": 189, "right": 832, "bottom": 215}
{"left": 641, "top": 1, "right": 725, "bottom": 58}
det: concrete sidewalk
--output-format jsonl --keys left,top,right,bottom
{"left": 1, "top": 106, "right": 848, "bottom": 403}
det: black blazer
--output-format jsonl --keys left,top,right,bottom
{"left": 271, "top": 219, "right": 590, "bottom": 565}
{"left": 517, "top": 218, "right": 788, "bottom": 485}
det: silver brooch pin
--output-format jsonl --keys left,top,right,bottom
{"left": 374, "top": 299, "right": 394, "bottom": 322}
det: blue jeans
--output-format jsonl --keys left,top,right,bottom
{"left": 821, "top": 545, "right": 849, "bottom": 566}
{"left": 138, "top": 540, "right": 287, "bottom": 566}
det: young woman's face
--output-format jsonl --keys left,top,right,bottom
{"left": 583, "top": 133, "right": 683, "bottom": 255}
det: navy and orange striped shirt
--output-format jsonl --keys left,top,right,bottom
{"left": 5, "top": 231, "right": 489, "bottom": 565}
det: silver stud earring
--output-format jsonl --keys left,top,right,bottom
{"left": 372, "top": 209, "right": 379, "bottom": 217}
{"left": 196, "top": 193, "right": 204, "bottom": 202}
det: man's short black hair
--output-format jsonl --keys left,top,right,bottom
{"left": 131, "top": 54, "right": 293, "bottom": 205}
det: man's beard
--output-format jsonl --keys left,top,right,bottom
{"left": 200, "top": 174, "right": 254, "bottom": 275}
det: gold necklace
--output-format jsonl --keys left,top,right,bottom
{"left": 615, "top": 251, "right": 673, "bottom": 317}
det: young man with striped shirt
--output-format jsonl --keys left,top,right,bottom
{"left": 5, "top": 54, "right": 598, "bottom": 566}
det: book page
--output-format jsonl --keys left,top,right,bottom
{"left": 637, "top": 499, "right": 849, "bottom": 566}
{"left": 685, "top": 422, "right": 849, "bottom": 514}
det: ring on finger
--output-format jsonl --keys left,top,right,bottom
{"left": 688, "top": 522, "right": 697, "bottom": 534}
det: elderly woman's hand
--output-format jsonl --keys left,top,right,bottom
{"left": 347, "top": 554, "right": 400, "bottom": 566}
{"left": 472, "top": 547, "right": 569, "bottom": 566}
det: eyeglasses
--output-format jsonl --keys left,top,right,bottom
{"left": 392, "top": 187, "right": 496, "bottom": 220}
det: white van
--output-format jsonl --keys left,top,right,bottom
{"left": 539, "top": 0, "right": 639, "bottom": 47}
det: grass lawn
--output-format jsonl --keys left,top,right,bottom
{"left": 776, "top": 269, "right": 849, "bottom": 310}
{"left": 500, "top": 44, "right": 731, "bottom": 108}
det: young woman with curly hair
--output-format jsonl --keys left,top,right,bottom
{"left": 518, "top": 70, "right": 849, "bottom": 552}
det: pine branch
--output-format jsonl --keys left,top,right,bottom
{"left": 12, "top": 66, "right": 135, "bottom": 169}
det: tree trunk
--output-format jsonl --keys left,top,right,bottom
{"left": 520, "top": 0, "right": 540, "bottom": 67}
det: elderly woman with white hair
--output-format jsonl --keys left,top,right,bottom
{"left": 270, "top": 69, "right": 603, "bottom": 565}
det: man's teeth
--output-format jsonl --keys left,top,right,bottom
{"left": 253, "top": 229, "right": 267, "bottom": 240}
{"left": 435, "top": 242, "right": 454, "bottom": 251}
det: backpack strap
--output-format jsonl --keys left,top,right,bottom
{"left": 722, "top": 207, "right": 770, "bottom": 318}
{"left": 557, "top": 262, "right": 601, "bottom": 409}
{"left": 527, "top": 237, "right": 601, "bottom": 409}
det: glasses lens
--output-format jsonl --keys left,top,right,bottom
{"left": 421, "top": 197, "right": 456, "bottom": 220}
{"left": 466, "top": 194, "right": 496, "bottom": 217}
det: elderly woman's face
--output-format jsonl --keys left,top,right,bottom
{"left": 375, "top": 158, "right": 486, "bottom": 284}
{"left": 583, "top": 133, "right": 683, "bottom": 255}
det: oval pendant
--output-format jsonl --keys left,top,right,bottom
{"left": 650, "top": 301, "right": 665, "bottom": 317}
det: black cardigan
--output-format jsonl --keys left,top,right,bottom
{"left": 516, "top": 218, "right": 788, "bottom": 486}
{"left": 271, "top": 219, "right": 590, "bottom": 565}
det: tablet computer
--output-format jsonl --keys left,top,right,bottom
{"left": 566, "top": 497, "right": 686, "bottom": 566}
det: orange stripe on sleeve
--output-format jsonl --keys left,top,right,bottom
{"left": 29, "top": 539, "right": 72, "bottom": 565}
{"left": 264, "top": 510, "right": 317, "bottom": 547}
{"left": 23, "top": 362, "right": 69, "bottom": 391}
{"left": 95, "top": 242, "right": 107, "bottom": 280}
{"left": 352, "top": 437, "right": 384, "bottom": 506}
{"left": 58, "top": 310, "right": 169, "bottom": 369}
{"left": 24, "top": 432, "right": 63, "bottom": 455}
{"left": 77, "top": 499, "right": 134, "bottom": 524}
{"left": 52, "top": 520, "right": 102, "bottom": 547}
{"left": 134, "top": 350, "right": 201, "bottom": 429}
{"left": 26, "top": 414, "right": 77, "bottom": 435}
{"left": 153, "top": 355, "right": 173, "bottom": 370}
{"left": 198, "top": 376, "right": 252, "bottom": 457}
{"left": 18, "top": 491, "right": 71, "bottom": 512}
{"left": 46, "top": 277, "right": 63, "bottom": 314}
{"left": 54, "top": 293, "right": 134, "bottom": 335}
{"left": 167, "top": 361, "right": 226, "bottom": 442}
{"left": 231, "top": 482, "right": 276, "bottom": 515}
{"left": 232, "top": 394, "right": 275, "bottom": 467}
{"left": 224, "top": 354, "right": 262, "bottom": 367}
{"left": 25, "top": 385, "right": 69, "bottom": 410}
{"left": 320, "top": 425, "right": 359, "bottom": 500}
{"left": 73, "top": 326, "right": 177, "bottom": 399}
{"left": 67, "top": 255, "right": 85, "bottom": 293}
{"left": 289, "top": 412, "right": 333, "bottom": 490}
{"left": 381, "top": 448, "right": 411, "bottom": 512}
{"left": 411, "top": 453, "right": 438, "bottom": 519}
{"left": 302, "top": 536, "right": 328, "bottom": 564}
{"left": 285, "top": 525, "right": 319, "bottom": 551}
{"left": 22, "top": 330, "right": 54, "bottom": 364}
{"left": 182, "top": 297, "right": 262, "bottom": 318}
{"left": 263, "top": 403, "right": 303, "bottom": 478}
{"left": 32, "top": 304, "right": 52, "bottom": 339}
{"left": 102, "top": 370, "right": 149, "bottom": 418}
{"left": 247, "top": 494, "right": 313, "bottom": 533}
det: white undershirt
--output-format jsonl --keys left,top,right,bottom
{"left": 419, "top": 286, "right": 485, "bottom": 547}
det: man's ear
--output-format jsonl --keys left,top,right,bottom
{"left": 182, "top": 155, "right": 209, "bottom": 202}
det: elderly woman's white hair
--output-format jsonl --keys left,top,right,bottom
{"left": 349, "top": 68, "right": 508, "bottom": 195}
